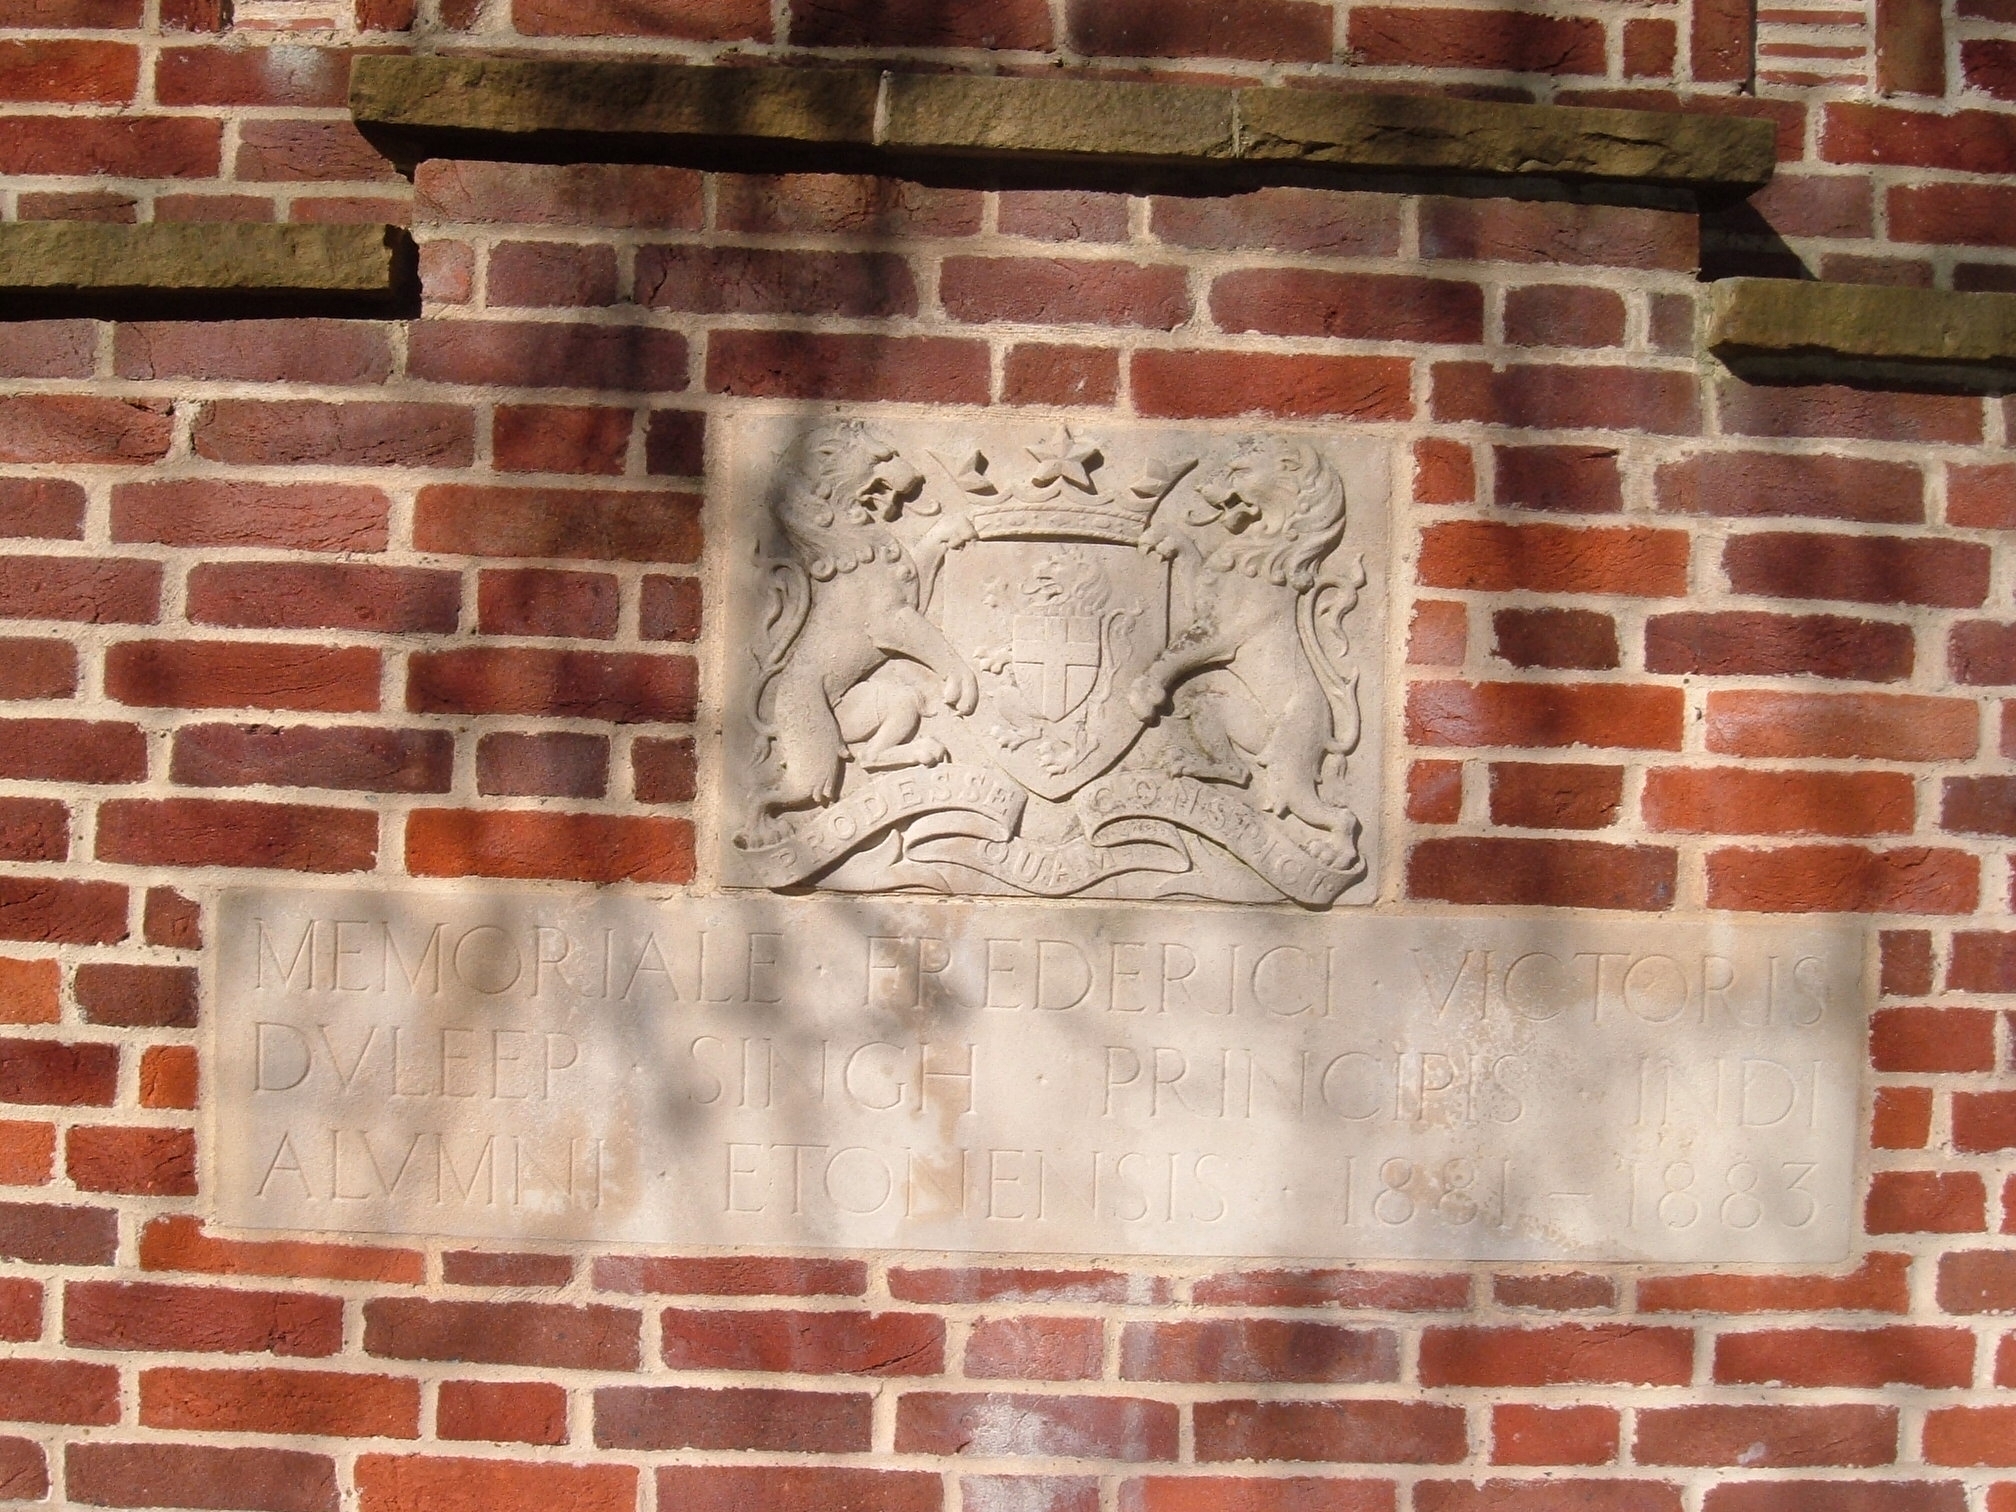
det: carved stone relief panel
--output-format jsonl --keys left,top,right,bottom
{"left": 717, "top": 414, "right": 1389, "bottom": 905}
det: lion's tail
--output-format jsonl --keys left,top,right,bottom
{"left": 748, "top": 553, "right": 812, "bottom": 763}
{"left": 1298, "top": 554, "right": 1366, "bottom": 769}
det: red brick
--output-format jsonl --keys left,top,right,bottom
{"left": 0, "top": 322, "right": 93, "bottom": 381}
{"left": 1657, "top": 453, "right": 1922, "bottom": 524}
{"left": 0, "top": 798, "right": 64, "bottom": 863}
{"left": 639, "top": 244, "right": 915, "bottom": 318}
{"left": 68, "top": 1125, "right": 194, "bottom": 1196}
{"left": 1000, "top": 190, "right": 1129, "bottom": 243}
{"left": 1409, "top": 602, "right": 1467, "bottom": 666}
{"left": 108, "top": 635, "right": 379, "bottom": 712}
{"left": 235, "top": 118, "right": 395, "bottom": 183}
{"left": 161, "top": 0, "right": 227, "bottom": 30}
{"left": 67, "top": 1443, "right": 335, "bottom": 1512}
{"left": 115, "top": 319, "right": 388, "bottom": 384}
{"left": 1951, "top": 621, "right": 2016, "bottom": 685}
{"left": 1411, "top": 836, "right": 1675, "bottom": 908}
{"left": 1492, "top": 1404, "right": 1618, "bottom": 1466}
{"left": 195, "top": 401, "right": 473, "bottom": 469}
{"left": 0, "top": 1358, "right": 118, "bottom": 1425}
{"left": 409, "top": 320, "right": 687, "bottom": 391}
{"left": 1415, "top": 439, "right": 1474, "bottom": 504}
{"left": 1939, "top": 1250, "right": 2016, "bottom": 1312}
{"left": 1195, "top": 1399, "right": 1465, "bottom": 1465}
{"left": 155, "top": 42, "right": 346, "bottom": 105}
{"left": 596, "top": 1384, "right": 870, "bottom": 1451}
{"left": 478, "top": 567, "right": 618, "bottom": 639}
{"left": 1646, "top": 611, "right": 1912, "bottom": 682}
{"left": 1951, "top": 931, "right": 2016, "bottom": 990}
{"left": 417, "top": 161, "right": 703, "bottom": 229}
{"left": 1407, "top": 760, "right": 1463, "bottom": 823}
{"left": 407, "top": 809, "right": 692, "bottom": 884}
{"left": 658, "top": 1465, "right": 941, "bottom": 1512}
{"left": 1724, "top": 533, "right": 1987, "bottom": 609}
{"left": 1965, "top": 36, "right": 2016, "bottom": 98}
{"left": 1489, "top": 763, "right": 1622, "bottom": 830}
{"left": 1872, "top": 1007, "right": 1996, "bottom": 1072}
{"left": 0, "top": 0, "right": 139, "bottom": 22}
{"left": 98, "top": 797, "right": 377, "bottom": 873}
{"left": 1897, "top": 183, "right": 2016, "bottom": 250}
{"left": 409, "top": 648, "right": 691, "bottom": 722}
{"left": 1705, "top": 1484, "right": 1964, "bottom": 1512}
{"left": 437, "top": 1379, "right": 567, "bottom": 1445}
{"left": 1433, "top": 363, "right": 1698, "bottom": 433}
{"left": 139, "top": 1045, "right": 198, "bottom": 1110}
{"left": 0, "top": 556, "right": 156, "bottom": 625}
{"left": 1625, "top": 17, "right": 1678, "bottom": 76}
{"left": 419, "top": 238, "right": 473, "bottom": 302}
{"left": 74, "top": 963, "right": 195, "bottom": 1029}
{"left": 1490, "top": 608, "right": 1618, "bottom": 672}
{"left": 1504, "top": 285, "right": 1627, "bottom": 348}
{"left": 645, "top": 410, "right": 703, "bottom": 476}
{"left": 1716, "top": 1326, "right": 1974, "bottom": 1387}
{"left": 1880, "top": 930, "right": 1934, "bottom": 996}
{"left": 633, "top": 736, "right": 696, "bottom": 804}
{"left": 900, "top": 1391, "right": 1178, "bottom": 1460}
{"left": 1420, "top": 1483, "right": 1680, "bottom": 1512}
{"left": 1705, "top": 691, "right": 1977, "bottom": 760}
{"left": 1708, "top": 845, "right": 1976, "bottom": 915}
{"left": 1716, "top": 378, "right": 1983, "bottom": 443}
{"left": 794, "top": 0, "right": 1047, "bottom": 46}
{"left": 709, "top": 330, "right": 986, "bottom": 404}
{"left": 511, "top": 0, "right": 768, "bottom": 39}
{"left": 0, "top": 880, "right": 126, "bottom": 946}
{"left": 947, "top": 255, "right": 1188, "bottom": 329}
{"left": 442, "top": 1251, "right": 572, "bottom": 1288}
{"left": 1122, "top": 1479, "right": 1393, "bottom": 1512}
{"left": 0, "top": 718, "right": 142, "bottom": 785}
{"left": 1003, "top": 344, "right": 1120, "bottom": 407}
{"left": 65, "top": 1279, "right": 340, "bottom": 1357}
{"left": 1424, "top": 199, "right": 1693, "bottom": 270}
{"left": 1068, "top": 0, "right": 1330, "bottom": 60}
{"left": 154, "top": 192, "right": 273, "bottom": 222}
{"left": 113, "top": 481, "right": 389, "bottom": 553}
{"left": 1351, "top": 6, "right": 1605, "bottom": 70}
{"left": 1824, "top": 101, "right": 2016, "bottom": 172}
{"left": 0, "top": 959, "right": 55, "bottom": 1025}
{"left": 1490, "top": 445, "right": 1620, "bottom": 515}
{"left": 0, "top": 1039, "right": 114, "bottom": 1106}
{"left": 0, "top": 638, "right": 72, "bottom": 701}
{"left": 172, "top": 724, "right": 451, "bottom": 795}
{"left": 1876, "top": 0, "right": 1947, "bottom": 92}
{"left": 1951, "top": 462, "right": 2016, "bottom": 526}
{"left": 1955, "top": 1091, "right": 2016, "bottom": 1152}
{"left": 1152, "top": 189, "right": 1403, "bottom": 256}
{"left": 1924, "top": 1407, "right": 2016, "bottom": 1466}
{"left": 140, "top": 1215, "right": 422, "bottom": 1284}
{"left": 0, "top": 1120, "right": 53, "bottom": 1181}
{"left": 890, "top": 1266, "right": 1162, "bottom": 1305}
{"left": 487, "top": 240, "right": 618, "bottom": 308}
{"left": 0, "top": 397, "right": 170, "bottom": 467}
{"left": 493, "top": 405, "right": 631, "bottom": 477}
{"left": 640, "top": 575, "right": 700, "bottom": 642}
{"left": 717, "top": 173, "right": 980, "bottom": 237}
{"left": 967, "top": 1317, "right": 1103, "bottom": 1381}
{"left": 1212, "top": 268, "right": 1480, "bottom": 344}
{"left": 0, "top": 1201, "right": 116, "bottom": 1264}
{"left": 0, "top": 478, "right": 81, "bottom": 540}
{"left": 1421, "top": 1325, "right": 1692, "bottom": 1386}
{"left": 1408, "top": 681, "right": 1683, "bottom": 750}
{"left": 1636, "top": 1404, "right": 1896, "bottom": 1467}
{"left": 1136, "top": 351, "right": 1411, "bottom": 421}
{"left": 415, "top": 485, "right": 699, "bottom": 564}
{"left": 0, "top": 116, "right": 218, "bottom": 177}
{"left": 364, "top": 1298, "right": 637, "bottom": 1372}
{"left": 1645, "top": 769, "right": 1912, "bottom": 836}
{"left": 661, "top": 1308, "right": 942, "bottom": 1376}
{"left": 1873, "top": 1085, "right": 1933, "bottom": 1148}
{"left": 1121, "top": 1320, "right": 1397, "bottom": 1384}
{"left": 1420, "top": 521, "right": 1687, "bottom": 597}
{"left": 476, "top": 732, "right": 607, "bottom": 799}
{"left": 595, "top": 1254, "right": 865, "bottom": 1297}
{"left": 144, "top": 1366, "right": 417, "bottom": 1438}
{"left": 187, "top": 562, "right": 458, "bottom": 635}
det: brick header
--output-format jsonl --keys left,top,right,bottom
{"left": 350, "top": 55, "right": 1779, "bottom": 191}
{"left": 1708, "top": 277, "right": 2016, "bottom": 368}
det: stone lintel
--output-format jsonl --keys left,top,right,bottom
{"left": 1708, "top": 276, "right": 2016, "bottom": 367}
{"left": 0, "top": 222, "right": 413, "bottom": 310}
{"left": 349, "top": 54, "right": 1776, "bottom": 191}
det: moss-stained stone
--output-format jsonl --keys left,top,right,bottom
{"left": 881, "top": 73, "right": 1239, "bottom": 161}
{"left": 1709, "top": 277, "right": 2016, "bottom": 366}
{"left": 1238, "top": 91, "right": 1777, "bottom": 189}
{"left": 0, "top": 221, "right": 406, "bottom": 297}
{"left": 350, "top": 55, "right": 878, "bottom": 148}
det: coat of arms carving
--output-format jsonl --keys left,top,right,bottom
{"left": 717, "top": 414, "right": 1388, "bottom": 906}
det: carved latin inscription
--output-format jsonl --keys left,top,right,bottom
{"left": 215, "top": 888, "right": 1864, "bottom": 1262}
{"left": 718, "top": 416, "right": 1388, "bottom": 905}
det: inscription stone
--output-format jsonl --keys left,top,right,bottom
{"left": 216, "top": 887, "right": 1865, "bottom": 1262}
{"left": 717, "top": 415, "right": 1388, "bottom": 905}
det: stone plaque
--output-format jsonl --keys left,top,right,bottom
{"left": 716, "top": 415, "right": 1387, "bottom": 906}
{"left": 215, "top": 887, "right": 1865, "bottom": 1263}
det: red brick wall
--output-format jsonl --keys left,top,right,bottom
{"left": 1, "top": 6, "right": 2015, "bottom": 1510}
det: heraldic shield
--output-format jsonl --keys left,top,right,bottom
{"left": 718, "top": 413, "right": 1390, "bottom": 907}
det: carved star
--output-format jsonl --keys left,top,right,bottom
{"left": 1133, "top": 455, "right": 1197, "bottom": 500}
{"left": 1027, "top": 426, "right": 1101, "bottom": 492}
{"left": 954, "top": 449, "right": 997, "bottom": 495}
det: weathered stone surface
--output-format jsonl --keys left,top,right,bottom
{"left": 882, "top": 73, "right": 1238, "bottom": 161}
{"left": 217, "top": 886, "right": 1863, "bottom": 1263}
{"left": 1708, "top": 277, "right": 2016, "bottom": 366}
{"left": 0, "top": 222, "right": 403, "bottom": 296}
{"left": 1238, "top": 90, "right": 1778, "bottom": 188}
{"left": 350, "top": 55, "right": 878, "bottom": 146}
